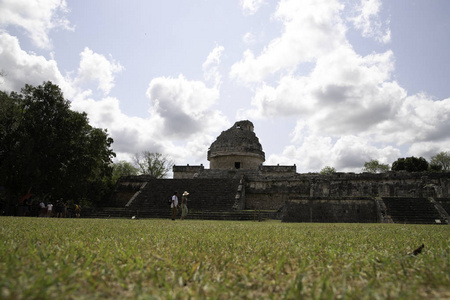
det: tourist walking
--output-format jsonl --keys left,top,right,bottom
{"left": 180, "top": 191, "right": 189, "bottom": 220}
{"left": 171, "top": 191, "right": 179, "bottom": 220}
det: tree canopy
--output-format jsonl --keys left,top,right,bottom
{"left": 0, "top": 82, "right": 116, "bottom": 205}
{"left": 133, "top": 151, "right": 174, "bottom": 178}
{"left": 111, "top": 161, "right": 139, "bottom": 183}
{"left": 362, "top": 160, "right": 390, "bottom": 173}
{"left": 391, "top": 156, "right": 428, "bottom": 172}
{"left": 430, "top": 151, "right": 450, "bottom": 172}
{"left": 320, "top": 166, "right": 336, "bottom": 175}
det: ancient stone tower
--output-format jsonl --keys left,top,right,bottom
{"left": 207, "top": 120, "right": 265, "bottom": 170}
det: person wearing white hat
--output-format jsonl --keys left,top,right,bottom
{"left": 180, "top": 191, "right": 189, "bottom": 220}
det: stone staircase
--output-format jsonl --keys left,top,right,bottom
{"left": 87, "top": 207, "right": 278, "bottom": 221}
{"left": 128, "top": 178, "right": 240, "bottom": 211}
{"left": 85, "top": 178, "right": 282, "bottom": 221}
{"left": 382, "top": 197, "right": 447, "bottom": 224}
{"left": 437, "top": 198, "right": 450, "bottom": 216}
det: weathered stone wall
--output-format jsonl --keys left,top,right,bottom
{"left": 245, "top": 193, "right": 289, "bottom": 210}
{"left": 259, "top": 165, "right": 297, "bottom": 176}
{"left": 207, "top": 120, "right": 265, "bottom": 170}
{"left": 282, "top": 198, "right": 378, "bottom": 223}
{"left": 109, "top": 176, "right": 149, "bottom": 207}
{"left": 245, "top": 177, "right": 310, "bottom": 209}
{"left": 173, "top": 165, "right": 205, "bottom": 179}
{"left": 209, "top": 154, "right": 264, "bottom": 170}
{"left": 242, "top": 171, "right": 450, "bottom": 211}
{"left": 113, "top": 171, "right": 450, "bottom": 222}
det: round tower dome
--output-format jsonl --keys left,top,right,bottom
{"left": 207, "top": 120, "right": 265, "bottom": 170}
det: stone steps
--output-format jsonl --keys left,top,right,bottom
{"left": 437, "top": 198, "right": 450, "bottom": 216}
{"left": 127, "top": 178, "right": 240, "bottom": 212}
{"left": 86, "top": 177, "right": 277, "bottom": 221}
{"left": 85, "top": 207, "right": 278, "bottom": 221}
{"left": 382, "top": 197, "right": 446, "bottom": 224}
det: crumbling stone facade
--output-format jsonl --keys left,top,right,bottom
{"left": 207, "top": 120, "right": 265, "bottom": 170}
{"left": 169, "top": 120, "right": 450, "bottom": 223}
{"left": 101, "top": 120, "right": 449, "bottom": 223}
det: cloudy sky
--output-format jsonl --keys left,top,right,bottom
{"left": 1, "top": 0, "right": 449, "bottom": 174}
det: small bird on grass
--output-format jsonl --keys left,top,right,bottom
{"left": 408, "top": 243, "right": 424, "bottom": 256}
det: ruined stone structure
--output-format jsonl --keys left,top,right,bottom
{"left": 207, "top": 120, "right": 265, "bottom": 170}
{"left": 97, "top": 120, "right": 450, "bottom": 224}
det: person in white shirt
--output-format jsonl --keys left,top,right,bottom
{"left": 171, "top": 191, "right": 179, "bottom": 220}
{"left": 39, "top": 201, "right": 46, "bottom": 217}
{"left": 46, "top": 202, "right": 53, "bottom": 218}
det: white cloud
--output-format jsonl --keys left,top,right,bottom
{"left": 246, "top": 46, "right": 403, "bottom": 132}
{"left": 0, "top": 31, "right": 74, "bottom": 97}
{"left": 71, "top": 56, "right": 230, "bottom": 165}
{"left": 230, "top": 0, "right": 346, "bottom": 84}
{"left": 267, "top": 133, "right": 401, "bottom": 173}
{"left": 71, "top": 95, "right": 159, "bottom": 151}
{"left": 0, "top": 29, "right": 228, "bottom": 167}
{"left": 2, "top": 0, "right": 448, "bottom": 174}
{"left": 202, "top": 45, "right": 225, "bottom": 88}
{"left": 75, "top": 48, "right": 124, "bottom": 95}
{"left": 0, "top": 0, "right": 72, "bottom": 49}
{"left": 242, "top": 32, "right": 256, "bottom": 45}
{"left": 373, "top": 94, "right": 450, "bottom": 145}
{"left": 330, "top": 136, "right": 400, "bottom": 170}
{"left": 71, "top": 92, "right": 204, "bottom": 165}
{"left": 348, "top": 0, "right": 391, "bottom": 43}
{"left": 237, "top": 0, "right": 449, "bottom": 172}
{"left": 0, "top": 37, "right": 123, "bottom": 99}
{"left": 146, "top": 74, "right": 227, "bottom": 139}
{"left": 240, "top": 0, "right": 266, "bottom": 16}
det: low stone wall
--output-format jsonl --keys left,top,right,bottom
{"left": 173, "top": 165, "right": 205, "bottom": 179}
{"left": 282, "top": 198, "right": 378, "bottom": 223}
{"left": 258, "top": 165, "right": 297, "bottom": 176}
{"left": 244, "top": 172, "right": 450, "bottom": 203}
{"left": 245, "top": 193, "right": 288, "bottom": 210}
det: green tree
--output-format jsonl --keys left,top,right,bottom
{"left": 320, "top": 166, "right": 336, "bottom": 175}
{"left": 362, "top": 160, "right": 390, "bottom": 173}
{"left": 430, "top": 151, "right": 450, "bottom": 172}
{"left": 0, "top": 81, "right": 116, "bottom": 206}
{"left": 111, "top": 161, "right": 139, "bottom": 184}
{"left": 133, "top": 151, "right": 174, "bottom": 178}
{"left": 391, "top": 156, "right": 428, "bottom": 172}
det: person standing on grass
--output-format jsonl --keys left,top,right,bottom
{"left": 180, "top": 191, "right": 189, "bottom": 220}
{"left": 39, "top": 200, "right": 46, "bottom": 217}
{"left": 55, "top": 199, "right": 64, "bottom": 218}
{"left": 75, "top": 203, "right": 81, "bottom": 218}
{"left": 171, "top": 191, "right": 179, "bottom": 221}
{"left": 46, "top": 202, "right": 53, "bottom": 217}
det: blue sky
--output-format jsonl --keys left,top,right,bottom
{"left": 1, "top": 0, "right": 449, "bottom": 173}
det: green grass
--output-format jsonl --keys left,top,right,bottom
{"left": 0, "top": 217, "right": 449, "bottom": 299}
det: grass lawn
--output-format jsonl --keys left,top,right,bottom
{"left": 0, "top": 217, "right": 449, "bottom": 299}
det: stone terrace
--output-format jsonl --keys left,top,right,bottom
{"left": 382, "top": 197, "right": 447, "bottom": 224}
{"left": 87, "top": 177, "right": 247, "bottom": 219}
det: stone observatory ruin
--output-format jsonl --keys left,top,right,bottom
{"left": 207, "top": 120, "right": 265, "bottom": 170}
{"left": 93, "top": 120, "right": 450, "bottom": 224}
